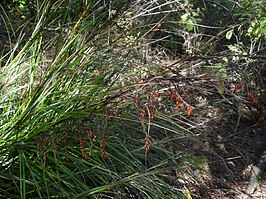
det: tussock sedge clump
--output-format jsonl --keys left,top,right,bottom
{"left": 0, "top": 1, "right": 190, "bottom": 198}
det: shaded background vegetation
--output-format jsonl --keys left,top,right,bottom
{"left": 0, "top": 0, "right": 265, "bottom": 198}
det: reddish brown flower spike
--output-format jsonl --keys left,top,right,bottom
{"left": 152, "top": 91, "right": 160, "bottom": 97}
{"left": 135, "top": 97, "right": 140, "bottom": 105}
{"left": 145, "top": 145, "right": 150, "bottom": 152}
{"left": 149, "top": 102, "right": 155, "bottom": 110}
{"left": 79, "top": 136, "right": 88, "bottom": 159}
{"left": 247, "top": 92, "right": 253, "bottom": 100}
{"left": 101, "top": 150, "right": 107, "bottom": 158}
{"left": 144, "top": 137, "right": 150, "bottom": 152}
{"left": 176, "top": 98, "right": 182, "bottom": 104}
{"left": 140, "top": 109, "right": 146, "bottom": 118}
{"left": 100, "top": 134, "right": 106, "bottom": 149}
{"left": 234, "top": 82, "right": 242, "bottom": 90}
{"left": 151, "top": 112, "right": 155, "bottom": 119}
{"left": 177, "top": 104, "right": 182, "bottom": 112}
{"left": 186, "top": 106, "right": 193, "bottom": 116}
{"left": 170, "top": 94, "right": 177, "bottom": 100}
{"left": 88, "top": 130, "right": 93, "bottom": 138}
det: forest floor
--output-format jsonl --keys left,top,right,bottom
{"left": 182, "top": 110, "right": 266, "bottom": 198}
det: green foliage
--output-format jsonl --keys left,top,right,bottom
{"left": 223, "top": 0, "right": 266, "bottom": 53}
{"left": 247, "top": 18, "right": 266, "bottom": 40}
{"left": 236, "top": 0, "right": 266, "bottom": 40}
{"left": 180, "top": 12, "right": 198, "bottom": 32}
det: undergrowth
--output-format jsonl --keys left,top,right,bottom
{"left": 0, "top": 0, "right": 265, "bottom": 198}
